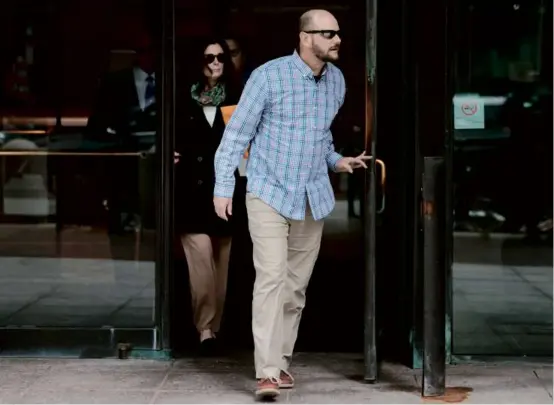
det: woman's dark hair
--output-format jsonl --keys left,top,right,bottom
{"left": 190, "top": 37, "right": 241, "bottom": 102}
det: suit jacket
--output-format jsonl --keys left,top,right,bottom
{"left": 174, "top": 94, "right": 240, "bottom": 236}
{"left": 86, "top": 68, "right": 157, "bottom": 232}
{"left": 86, "top": 67, "right": 156, "bottom": 150}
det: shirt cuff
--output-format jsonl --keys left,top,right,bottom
{"left": 327, "top": 151, "right": 343, "bottom": 172}
{"left": 214, "top": 182, "right": 236, "bottom": 198}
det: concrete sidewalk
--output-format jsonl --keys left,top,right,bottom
{"left": 0, "top": 353, "right": 551, "bottom": 404}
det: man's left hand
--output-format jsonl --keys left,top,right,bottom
{"left": 336, "top": 151, "right": 372, "bottom": 173}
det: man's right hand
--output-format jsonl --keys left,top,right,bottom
{"left": 214, "top": 196, "right": 233, "bottom": 221}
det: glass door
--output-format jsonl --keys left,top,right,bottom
{"left": 0, "top": 0, "right": 168, "bottom": 354}
{"left": 450, "top": 0, "right": 553, "bottom": 357}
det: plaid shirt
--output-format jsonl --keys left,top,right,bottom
{"left": 214, "top": 50, "right": 346, "bottom": 221}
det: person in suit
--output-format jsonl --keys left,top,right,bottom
{"left": 85, "top": 32, "right": 157, "bottom": 287}
{"left": 87, "top": 32, "right": 157, "bottom": 150}
{"left": 87, "top": 31, "right": 157, "bottom": 234}
{"left": 174, "top": 38, "right": 241, "bottom": 354}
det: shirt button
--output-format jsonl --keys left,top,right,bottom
{"left": 197, "top": 156, "right": 203, "bottom": 162}
{"left": 197, "top": 180, "right": 203, "bottom": 185}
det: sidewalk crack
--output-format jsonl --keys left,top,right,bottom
{"left": 533, "top": 369, "right": 553, "bottom": 399}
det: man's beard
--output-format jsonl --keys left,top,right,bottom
{"left": 313, "top": 44, "right": 340, "bottom": 62}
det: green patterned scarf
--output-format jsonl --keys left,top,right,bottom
{"left": 191, "top": 82, "right": 226, "bottom": 107}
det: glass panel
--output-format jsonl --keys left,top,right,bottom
{"left": 452, "top": 0, "right": 553, "bottom": 355}
{"left": 0, "top": 0, "right": 158, "bottom": 327}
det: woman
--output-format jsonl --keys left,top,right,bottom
{"left": 175, "top": 38, "right": 241, "bottom": 354}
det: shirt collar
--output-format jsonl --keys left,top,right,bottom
{"left": 291, "top": 50, "right": 327, "bottom": 79}
{"left": 134, "top": 67, "right": 155, "bottom": 80}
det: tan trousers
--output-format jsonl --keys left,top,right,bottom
{"left": 181, "top": 234, "right": 232, "bottom": 335}
{"left": 246, "top": 194, "right": 324, "bottom": 379}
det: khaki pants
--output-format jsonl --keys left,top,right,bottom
{"left": 246, "top": 194, "right": 324, "bottom": 379}
{"left": 181, "top": 234, "right": 232, "bottom": 334}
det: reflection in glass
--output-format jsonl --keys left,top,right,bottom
{"left": 0, "top": 1, "right": 158, "bottom": 328}
{"left": 452, "top": 0, "right": 552, "bottom": 356}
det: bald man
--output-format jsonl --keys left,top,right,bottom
{"left": 214, "top": 9, "right": 370, "bottom": 399}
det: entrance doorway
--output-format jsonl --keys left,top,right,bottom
{"left": 0, "top": 0, "right": 436, "bottom": 369}
{"left": 168, "top": 0, "right": 420, "bottom": 374}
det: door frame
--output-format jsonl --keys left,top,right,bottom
{"left": 157, "top": 0, "right": 177, "bottom": 353}
{"left": 160, "top": 0, "right": 452, "bottom": 371}
{"left": 362, "top": 0, "right": 452, "bottom": 375}
{"left": 363, "top": 0, "right": 378, "bottom": 383}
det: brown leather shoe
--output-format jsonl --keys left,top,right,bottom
{"left": 279, "top": 370, "right": 294, "bottom": 389}
{"left": 255, "top": 377, "right": 280, "bottom": 399}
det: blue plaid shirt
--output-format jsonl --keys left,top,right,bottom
{"left": 214, "top": 50, "right": 346, "bottom": 221}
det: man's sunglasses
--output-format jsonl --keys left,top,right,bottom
{"left": 303, "top": 30, "right": 340, "bottom": 39}
{"left": 204, "top": 53, "right": 225, "bottom": 64}
{"left": 229, "top": 48, "right": 241, "bottom": 58}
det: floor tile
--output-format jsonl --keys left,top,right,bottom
{"left": 28, "top": 368, "right": 167, "bottom": 391}
{"left": 533, "top": 367, "right": 553, "bottom": 397}
{"left": 286, "top": 388, "right": 421, "bottom": 404}
{"left": 162, "top": 370, "right": 254, "bottom": 393}
{"left": 18, "top": 389, "right": 154, "bottom": 404}
{"left": 0, "top": 389, "right": 25, "bottom": 404}
{"left": 0, "top": 371, "right": 44, "bottom": 391}
{"left": 45, "top": 358, "right": 173, "bottom": 371}
{"left": 153, "top": 390, "right": 256, "bottom": 404}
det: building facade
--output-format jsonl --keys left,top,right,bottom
{"left": 0, "top": 0, "right": 551, "bottom": 373}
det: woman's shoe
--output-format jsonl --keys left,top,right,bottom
{"left": 199, "top": 337, "right": 218, "bottom": 356}
{"left": 199, "top": 329, "right": 218, "bottom": 356}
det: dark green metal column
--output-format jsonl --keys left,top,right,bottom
{"left": 156, "top": 0, "right": 176, "bottom": 352}
{"left": 422, "top": 157, "right": 447, "bottom": 397}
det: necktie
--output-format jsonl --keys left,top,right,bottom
{"left": 144, "top": 75, "right": 155, "bottom": 109}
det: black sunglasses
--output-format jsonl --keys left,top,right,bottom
{"left": 204, "top": 53, "right": 225, "bottom": 64}
{"left": 303, "top": 30, "right": 340, "bottom": 39}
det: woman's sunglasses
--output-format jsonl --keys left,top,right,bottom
{"left": 204, "top": 53, "right": 225, "bottom": 64}
{"left": 303, "top": 30, "right": 340, "bottom": 39}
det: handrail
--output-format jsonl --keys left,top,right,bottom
{"left": 1, "top": 130, "right": 49, "bottom": 135}
{"left": 0, "top": 151, "right": 144, "bottom": 157}
{"left": 1, "top": 116, "right": 88, "bottom": 127}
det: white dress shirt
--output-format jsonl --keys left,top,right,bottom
{"left": 133, "top": 67, "right": 155, "bottom": 110}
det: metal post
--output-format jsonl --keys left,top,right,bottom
{"left": 155, "top": 0, "right": 176, "bottom": 352}
{"left": 421, "top": 156, "right": 446, "bottom": 397}
{"left": 363, "top": 0, "right": 378, "bottom": 383}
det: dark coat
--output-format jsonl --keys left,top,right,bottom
{"left": 86, "top": 68, "right": 156, "bottom": 149}
{"left": 174, "top": 95, "right": 240, "bottom": 237}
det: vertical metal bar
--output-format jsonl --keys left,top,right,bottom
{"left": 444, "top": 0, "right": 455, "bottom": 365}
{"left": 422, "top": 156, "right": 446, "bottom": 397}
{"left": 363, "top": 147, "right": 377, "bottom": 382}
{"left": 363, "top": 0, "right": 378, "bottom": 383}
{"left": 412, "top": 65, "right": 423, "bottom": 369}
{"left": 155, "top": 0, "right": 175, "bottom": 351}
